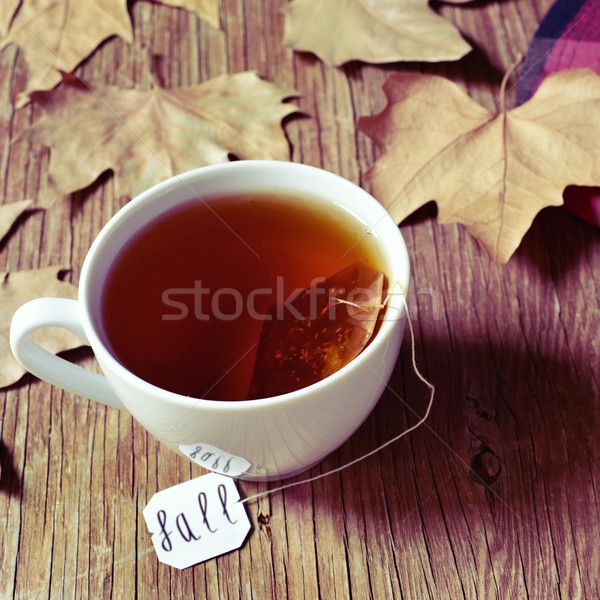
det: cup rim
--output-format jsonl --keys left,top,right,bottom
{"left": 78, "top": 160, "right": 410, "bottom": 412}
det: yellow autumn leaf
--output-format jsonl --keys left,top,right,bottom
{"left": 358, "top": 69, "right": 600, "bottom": 262}
{"left": 281, "top": 0, "right": 471, "bottom": 66}
{"left": 20, "top": 71, "right": 299, "bottom": 199}
{"left": 0, "top": 0, "right": 20, "bottom": 37}
{"left": 1, "top": 0, "right": 219, "bottom": 105}
{"left": 0, "top": 0, "right": 134, "bottom": 104}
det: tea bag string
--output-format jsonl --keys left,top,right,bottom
{"left": 240, "top": 288, "right": 435, "bottom": 504}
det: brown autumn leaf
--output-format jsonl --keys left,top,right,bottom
{"left": 20, "top": 71, "right": 299, "bottom": 200}
{"left": 0, "top": 266, "right": 81, "bottom": 389}
{"left": 281, "top": 0, "right": 471, "bottom": 66}
{"left": 0, "top": 201, "right": 34, "bottom": 243}
{"left": 358, "top": 68, "right": 600, "bottom": 263}
{"left": 0, "top": 0, "right": 133, "bottom": 105}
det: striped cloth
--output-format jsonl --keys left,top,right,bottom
{"left": 517, "top": 0, "right": 600, "bottom": 228}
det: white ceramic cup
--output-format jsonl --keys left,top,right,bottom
{"left": 10, "top": 161, "right": 410, "bottom": 481}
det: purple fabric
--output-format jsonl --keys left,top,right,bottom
{"left": 517, "top": 0, "right": 600, "bottom": 228}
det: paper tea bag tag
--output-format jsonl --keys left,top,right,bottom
{"left": 143, "top": 473, "right": 251, "bottom": 569}
{"left": 179, "top": 442, "right": 251, "bottom": 476}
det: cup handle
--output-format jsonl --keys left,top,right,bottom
{"left": 10, "top": 297, "right": 126, "bottom": 410}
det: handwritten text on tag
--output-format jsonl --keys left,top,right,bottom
{"left": 143, "top": 473, "right": 251, "bottom": 569}
{"left": 179, "top": 442, "right": 251, "bottom": 476}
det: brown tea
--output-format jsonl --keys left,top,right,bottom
{"left": 101, "top": 191, "right": 387, "bottom": 400}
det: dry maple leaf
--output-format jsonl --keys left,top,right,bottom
{"left": 0, "top": 201, "right": 34, "bottom": 243}
{"left": 0, "top": 0, "right": 20, "bottom": 37}
{"left": 281, "top": 0, "right": 471, "bottom": 66}
{"left": 0, "top": 266, "right": 81, "bottom": 389}
{"left": 157, "top": 0, "right": 221, "bottom": 29}
{"left": 20, "top": 71, "right": 299, "bottom": 199}
{"left": 358, "top": 68, "right": 600, "bottom": 263}
{"left": 2, "top": 0, "right": 221, "bottom": 104}
{"left": 0, "top": 0, "right": 133, "bottom": 105}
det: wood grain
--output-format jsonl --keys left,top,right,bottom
{"left": 2, "top": 0, "right": 599, "bottom": 598}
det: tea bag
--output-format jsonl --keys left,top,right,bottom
{"left": 248, "top": 262, "right": 384, "bottom": 399}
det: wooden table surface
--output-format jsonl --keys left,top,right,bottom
{"left": 2, "top": 1, "right": 599, "bottom": 598}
